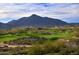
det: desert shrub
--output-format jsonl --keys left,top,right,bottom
{"left": 27, "top": 40, "right": 65, "bottom": 55}
{"left": 0, "top": 47, "right": 28, "bottom": 55}
{"left": 58, "top": 47, "right": 79, "bottom": 55}
{"left": 49, "top": 37, "right": 59, "bottom": 41}
{"left": 74, "top": 32, "right": 79, "bottom": 37}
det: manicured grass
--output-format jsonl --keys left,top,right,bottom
{"left": 0, "top": 33, "right": 29, "bottom": 42}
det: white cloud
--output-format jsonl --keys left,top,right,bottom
{"left": 0, "top": 3, "right": 79, "bottom": 23}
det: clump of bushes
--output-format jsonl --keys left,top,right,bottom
{"left": 1, "top": 39, "right": 79, "bottom": 55}
{"left": 49, "top": 37, "right": 59, "bottom": 41}
{"left": 4, "top": 37, "right": 48, "bottom": 45}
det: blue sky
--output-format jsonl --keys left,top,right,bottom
{"left": 0, "top": 3, "right": 79, "bottom": 23}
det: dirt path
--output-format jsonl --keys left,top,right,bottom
{"left": 7, "top": 45, "right": 32, "bottom": 48}
{"left": 0, "top": 43, "right": 32, "bottom": 48}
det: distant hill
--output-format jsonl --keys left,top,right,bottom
{"left": 0, "top": 22, "right": 13, "bottom": 29}
{"left": 69, "top": 23, "right": 79, "bottom": 26}
{"left": 7, "top": 14, "right": 68, "bottom": 28}
{"left": 0, "top": 22, "right": 9, "bottom": 29}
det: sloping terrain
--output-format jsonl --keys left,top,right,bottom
{"left": 0, "top": 14, "right": 68, "bottom": 29}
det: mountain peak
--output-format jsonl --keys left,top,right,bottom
{"left": 30, "top": 14, "right": 41, "bottom": 18}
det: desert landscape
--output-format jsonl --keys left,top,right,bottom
{"left": 0, "top": 3, "right": 79, "bottom": 55}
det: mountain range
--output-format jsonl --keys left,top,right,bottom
{"left": 0, "top": 14, "right": 78, "bottom": 29}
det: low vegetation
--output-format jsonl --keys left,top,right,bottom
{"left": 0, "top": 26, "right": 79, "bottom": 55}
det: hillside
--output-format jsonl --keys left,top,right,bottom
{"left": 0, "top": 14, "right": 68, "bottom": 29}
{"left": 8, "top": 14, "right": 68, "bottom": 27}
